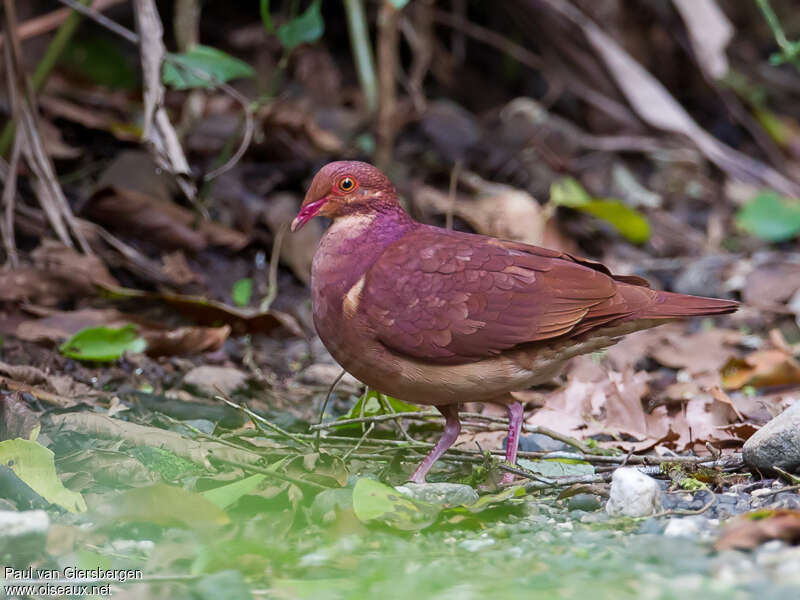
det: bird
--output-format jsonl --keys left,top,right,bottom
{"left": 291, "top": 160, "right": 738, "bottom": 484}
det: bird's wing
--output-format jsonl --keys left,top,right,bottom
{"left": 361, "top": 227, "right": 649, "bottom": 364}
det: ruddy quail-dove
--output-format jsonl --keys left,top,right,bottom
{"left": 291, "top": 161, "right": 738, "bottom": 483}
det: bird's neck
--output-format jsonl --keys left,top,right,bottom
{"left": 312, "top": 206, "right": 415, "bottom": 294}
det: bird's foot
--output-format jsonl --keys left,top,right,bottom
{"left": 407, "top": 472, "right": 426, "bottom": 485}
{"left": 500, "top": 471, "right": 517, "bottom": 486}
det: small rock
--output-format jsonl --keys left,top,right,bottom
{"left": 605, "top": 467, "right": 662, "bottom": 517}
{"left": 515, "top": 433, "right": 570, "bottom": 453}
{"left": 183, "top": 366, "right": 248, "bottom": 396}
{"left": 297, "top": 363, "right": 361, "bottom": 392}
{"left": 743, "top": 401, "right": 800, "bottom": 474}
{"left": 637, "top": 517, "right": 664, "bottom": 534}
{"left": 395, "top": 482, "right": 479, "bottom": 507}
{"left": 0, "top": 510, "right": 49, "bottom": 557}
{"left": 567, "top": 493, "right": 602, "bottom": 512}
{"left": 664, "top": 515, "right": 713, "bottom": 538}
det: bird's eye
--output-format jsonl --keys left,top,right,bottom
{"left": 338, "top": 176, "right": 356, "bottom": 192}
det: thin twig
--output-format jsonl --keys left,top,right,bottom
{"left": 57, "top": 0, "right": 138, "bottom": 42}
{"left": 445, "top": 160, "right": 461, "bottom": 231}
{"left": 0, "top": 0, "right": 127, "bottom": 47}
{"left": 55, "top": 0, "right": 254, "bottom": 183}
{"left": 649, "top": 491, "right": 717, "bottom": 518}
{"left": 214, "top": 390, "right": 312, "bottom": 449}
{"left": 375, "top": 0, "right": 401, "bottom": 170}
{"left": 377, "top": 394, "right": 419, "bottom": 444}
{"left": 343, "top": 0, "right": 378, "bottom": 114}
{"left": 760, "top": 483, "right": 800, "bottom": 499}
{"left": 315, "top": 369, "right": 345, "bottom": 451}
{"left": 343, "top": 423, "right": 375, "bottom": 461}
{"left": 259, "top": 223, "right": 286, "bottom": 312}
{"left": 211, "top": 456, "right": 328, "bottom": 491}
{"left": 0, "top": 126, "right": 22, "bottom": 267}
{"left": 310, "top": 410, "right": 440, "bottom": 430}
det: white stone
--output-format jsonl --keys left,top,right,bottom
{"left": 605, "top": 467, "right": 661, "bottom": 517}
{"left": 0, "top": 510, "right": 49, "bottom": 536}
{"left": 664, "top": 515, "right": 712, "bottom": 538}
{"left": 183, "top": 365, "right": 248, "bottom": 396}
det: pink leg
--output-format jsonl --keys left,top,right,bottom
{"left": 409, "top": 404, "right": 461, "bottom": 484}
{"left": 501, "top": 401, "right": 524, "bottom": 484}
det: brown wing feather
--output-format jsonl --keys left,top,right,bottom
{"left": 362, "top": 227, "right": 634, "bottom": 364}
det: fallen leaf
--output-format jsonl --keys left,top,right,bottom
{"left": 0, "top": 392, "right": 40, "bottom": 441}
{"left": 414, "top": 172, "right": 545, "bottom": 246}
{"left": 0, "top": 438, "right": 86, "bottom": 512}
{"left": 91, "top": 483, "right": 230, "bottom": 528}
{"left": 715, "top": 509, "right": 800, "bottom": 551}
{"left": 538, "top": 0, "right": 800, "bottom": 196}
{"left": 672, "top": 0, "right": 733, "bottom": 79}
{"left": 142, "top": 325, "right": 230, "bottom": 357}
{"left": 742, "top": 259, "right": 800, "bottom": 304}
{"left": 0, "top": 241, "right": 118, "bottom": 306}
{"left": 722, "top": 350, "right": 800, "bottom": 390}
{"left": 709, "top": 385, "right": 744, "bottom": 421}
{"left": 87, "top": 151, "right": 248, "bottom": 252}
{"left": 352, "top": 478, "right": 440, "bottom": 531}
{"left": 59, "top": 325, "right": 147, "bottom": 362}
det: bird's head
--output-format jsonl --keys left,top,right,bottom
{"left": 290, "top": 161, "right": 398, "bottom": 232}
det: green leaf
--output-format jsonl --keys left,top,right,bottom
{"left": 550, "top": 177, "right": 592, "bottom": 207}
{"left": 163, "top": 45, "right": 254, "bottom": 90}
{"left": 59, "top": 324, "right": 146, "bottom": 362}
{"left": 261, "top": 0, "right": 324, "bottom": 51}
{"left": 455, "top": 485, "right": 526, "bottom": 513}
{"left": 232, "top": 278, "right": 253, "bottom": 307}
{"left": 337, "top": 390, "right": 420, "bottom": 427}
{"left": 578, "top": 199, "right": 651, "bottom": 244}
{"left": 550, "top": 177, "right": 650, "bottom": 244}
{"left": 518, "top": 458, "right": 595, "bottom": 478}
{"left": 0, "top": 438, "right": 86, "bottom": 512}
{"left": 61, "top": 36, "right": 137, "bottom": 89}
{"left": 352, "top": 478, "right": 441, "bottom": 530}
{"left": 202, "top": 474, "right": 266, "bottom": 509}
{"left": 736, "top": 191, "right": 800, "bottom": 242}
{"left": 194, "top": 570, "right": 252, "bottom": 600}
{"left": 94, "top": 483, "right": 230, "bottom": 528}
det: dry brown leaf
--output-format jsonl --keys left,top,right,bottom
{"left": 538, "top": 0, "right": 800, "bottom": 196}
{"left": 715, "top": 510, "right": 800, "bottom": 551}
{"left": 16, "top": 308, "right": 231, "bottom": 358}
{"left": 668, "top": 393, "right": 741, "bottom": 451}
{"left": 142, "top": 325, "right": 230, "bottom": 357}
{"left": 743, "top": 261, "right": 800, "bottom": 305}
{"left": 87, "top": 152, "right": 247, "bottom": 252}
{"left": 98, "top": 284, "right": 303, "bottom": 337}
{"left": 0, "top": 377, "right": 79, "bottom": 408}
{"left": 608, "top": 324, "right": 741, "bottom": 375}
{"left": 722, "top": 350, "right": 800, "bottom": 390}
{"left": 259, "top": 100, "right": 344, "bottom": 153}
{"left": 672, "top": 0, "right": 733, "bottom": 79}
{"left": 413, "top": 172, "right": 545, "bottom": 245}
{"left": 39, "top": 95, "right": 140, "bottom": 142}
{"left": 0, "top": 391, "right": 40, "bottom": 441}
{"left": 0, "top": 242, "right": 118, "bottom": 306}
{"left": 15, "top": 308, "right": 136, "bottom": 342}
{"left": 709, "top": 385, "right": 744, "bottom": 421}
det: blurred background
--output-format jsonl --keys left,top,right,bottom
{"left": 3, "top": 1, "right": 800, "bottom": 598}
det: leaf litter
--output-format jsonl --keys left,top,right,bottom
{"left": 3, "top": 0, "right": 800, "bottom": 597}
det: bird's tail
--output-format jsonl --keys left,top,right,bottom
{"left": 639, "top": 290, "right": 739, "bottom": 319}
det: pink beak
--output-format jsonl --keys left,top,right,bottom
{"left": 290, "top": 197, "right": 327, "bottom": 232}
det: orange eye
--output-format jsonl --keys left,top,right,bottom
{"left": 338, "top": 176, "right": 357, "bottom": 192}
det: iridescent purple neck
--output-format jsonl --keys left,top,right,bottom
{"left": 312, "top": 205, "right": 417, "bottom": 296}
